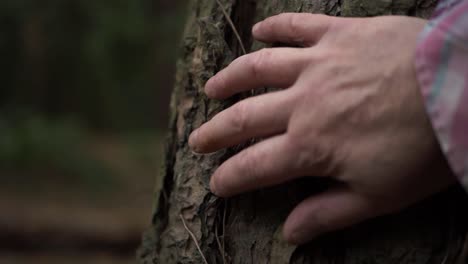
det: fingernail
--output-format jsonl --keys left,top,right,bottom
{"left": 287, "top": 231, "right": 303, "bottom": 245}
{"left": 210, "top": 176, "right": 218, "bottom": 195}
{"left": 284, "top": 227, "right": 315, "bottom": 245}
{"left": 204, "top": 78, "right": 216, "bottom": 98}
{"left": 188, "top": 129, "right": 199, "bottom": 152}
{"left": 252, "top": 22, "right": 262, "bottom": 34}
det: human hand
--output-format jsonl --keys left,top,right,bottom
{"left": 189, "top": 13, "right": 455, "bottom": 244}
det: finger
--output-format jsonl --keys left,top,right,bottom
{"left": 189, "top": 90, "right": 294, "bottom": 153}
{"left": 283, "top": 187, "right": 376, "bottom": 245}
{"left": 205, "top": 48, "right": 307, "bottom": 99}
{"left": 210, "top": 134, "right": 317, "bottom": 197}
{"left": 252, "top": 13, "right": 334, "bottom": 46}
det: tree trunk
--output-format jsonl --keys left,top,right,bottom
{"left": 139, "top": 0, "right": 468, "bottom": 263}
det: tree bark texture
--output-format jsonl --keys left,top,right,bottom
{"left": 139, "top": 0, "right": 468, "bottom": 263}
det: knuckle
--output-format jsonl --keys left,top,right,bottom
{"left": 231, "top": 101, "right": 250, "bottom": 133}
{"left": 237, "top": 148, "right": 262, "bottom": 182}
{"left": 287, "top": 14, "right": 300, "bottom": 34}
{"left": 261, "top": 15, "right": 278, "bottom": 32}
{"left": 310, "top": 144, "right": 338, "bottom": 175}
{"left": 287, "top": 133, "right": 338, "bottom": 176}
{"left": 250, "top": 49, "right": 272, "bottom": 79}
{"left": 287, "top": 14, "right": 305, "bottom": 43}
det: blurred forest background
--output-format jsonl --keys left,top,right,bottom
{"left": 0, "top": 0, "right": 186, "bottom": 263}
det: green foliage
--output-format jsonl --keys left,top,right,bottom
{"left": 0, "top": 111, "right": 116, "bottom": 193}
{"left": 0, "top": 0, "right": 187, "bottom": 130}
{"left": 0, "top": 0, "right": 186, "bottom": 195}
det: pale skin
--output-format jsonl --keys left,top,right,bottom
{"left": 189, "top": 13, "right": 455, "bottom": 245}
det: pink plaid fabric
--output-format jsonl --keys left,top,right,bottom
{"left": 415, "top": 0, "right": 468, "bottom": 188}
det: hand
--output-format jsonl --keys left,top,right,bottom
{"left": 188, "top": 13, "right": 455, "bottom": 244}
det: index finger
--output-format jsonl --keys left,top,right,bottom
{"left": 252, "top": 13, "right": 334, "bottom": 46}
{"left": 205, "top": 47, "right": 307, "bottom": 99}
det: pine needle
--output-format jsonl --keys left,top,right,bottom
{"left": 222, "top": 199, "right": 227, "bottom": 253}
{"left": 215, "top": 224, "right": 227, "bottom": 264}
{"left": 215, "top": 0, "right": 247, "bottom": 55}
{"left": 179, "top": 214, "right": 209, "bottom": 264}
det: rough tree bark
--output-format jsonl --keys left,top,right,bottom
{"left": 139, "top": 0, "right": 468, "bottom": 263}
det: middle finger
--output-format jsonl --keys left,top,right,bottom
{"left": 189, "top": 90, "right": 296, "bottom": 153}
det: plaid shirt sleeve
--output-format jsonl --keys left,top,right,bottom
{"left": 415, "top": 0, "right": 468, "bottom": 189}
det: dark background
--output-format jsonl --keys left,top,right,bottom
{"left": 0, "top": 0, "right": 186, "bottom": 262}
